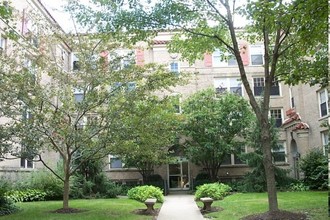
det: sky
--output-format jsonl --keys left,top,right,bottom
{"left": 41, "top": 0, "right": 248, "bottom": 33}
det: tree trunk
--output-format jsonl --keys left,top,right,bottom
{"left": 63, "top": 159, "right": 71, "bottom": 209}
{"left": 261, "top": 122, "right": 278, "bottom": 211}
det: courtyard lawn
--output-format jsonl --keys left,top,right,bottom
{"left": 199, "top": 191, "right": 327, "bottom": 220}
{"left": 1, "top": 198, "right": 161, "bottom": 220}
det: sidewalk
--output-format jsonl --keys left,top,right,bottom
{"left": 157, "top": 194, "right": 204, "bottom": 220}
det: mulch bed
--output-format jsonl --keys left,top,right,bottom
{"left": 240, "top": 210, "right": 307, "bottom": 220}
{"left": 199, "top": 206, "right": 307, "bottom": 220}
{"left": 50, "top": 208, "right": 87, "bottom": 214}
{"left": 132, "top": 208, "right": 160, "bottom": 220}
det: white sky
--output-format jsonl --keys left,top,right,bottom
{"left": 41, "top": 0, "right": 247, "bottom": 33}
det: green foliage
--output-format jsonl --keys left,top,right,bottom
{"left": 239, "top": 120, "right": 293, "bottom": 192}
{"left": 116, "top": 96, "right": 181, "bottom": 183}
{"left": 289, "top": 182, "right": 309, "bottom": 192}
{"left": 195, "top": 183, "right": 232, "bottom": 201}
{"left": 182, "top": 88, "right": 253, "bottom": 180}
{"left": 0, "top": 178, "right": 19, "bottom": 216}
{"left": 5, "top": 189, "right": 47, "bottom": 203}
{"left": 300, "top": 148, "right": 328, "bottom": 190}
{"left": 27, "top": 171, "right": 63, "bottom": 200}
{"left": 193, "top": 173, "right": 213, "bottom": 190}
{"left": 127, "top": 185, "right": 164, "bottom": 203}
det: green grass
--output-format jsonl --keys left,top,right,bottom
{"left": 199, "top": 191, "right": 328, "bottom": 220}
{"left": 1, "top": 198, "right": 161, "bottom": 220}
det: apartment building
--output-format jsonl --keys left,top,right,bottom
{"left": 0, "top": 2, "right": 328, "bottom": 192}
{"left": 0, "top": 0, "right": 71, "bottom": 179}
{"left": 106, "top": 32, "right": 329, "bottom": 191}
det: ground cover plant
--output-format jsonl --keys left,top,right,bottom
{"left": 0, "top": 198, "right": 160, "bottom": 220}
{"left": 127, "top": 185, "right": 164, "bottom": 203}
{"left": 195, "top": 183, "right": 232, "bottom": 200}
{"left": 199, "top": 191, "right": 327, "bottom": 220}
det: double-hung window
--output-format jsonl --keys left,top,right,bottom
{"left": 250, "top": 45, "right": 264, "bottom": 65}
{"left": 73, "top": 88, "right": 84, "bottom": 103}
{"left": 270, "top": 109, "right": 283, "bottom": 128}
{"left": 109, "top": 155, "right": 124, "bottom": 169}
{"left": 321, "top": 132, "right": 329, "bottom": 155}
{"left": 214, "top": 78, "right": 242, "bottom": 96}
{"left": 253, "top": 77, "right": 280, "bottom": 96}
{"left": 170, "top": 62, "right": 179, "bottom": 75}
{"left": 272, "top": 143, "right": 286, "bottom": 163}
{"left": 318, "top": 89, "right": 329, "bottom": 117}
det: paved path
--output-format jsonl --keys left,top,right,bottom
{"left": 157, "top": 194, "right": 204, "bottom": 220}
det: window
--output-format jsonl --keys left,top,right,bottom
{"left": 20, "top": 158, "right": 33, "bottom": 168}
{"left": 270, "top": 109, "right": 283, "bottom": 128}
{"left": 321, "top": 131, "right": 329, "bottom": 155}
{"left": 253, "top": 77, "right": 280, "bottom": 96}
{"left": 109, "top": 155, "right": 124, "bottom": 169}
{"left": 170, "top": 62, "right": 179, "bottom": 75}
{"left": 169, "top": 94, "right": 181, "bottom": 113}
{"left": 73, "top": 88, "right": 84, "bottom": 103}
{"left": 212, "top": 49, "right": 236, "bottom": 67}
{"left": 250, "top": 45, "right": 264, "bottom": 65}
{"left": 222, "top": 147, "right": 246, "bottom": 165}
{"left": 318, "top": 89, "right": 329, "bottom": 117}
{"left": 222, "top": 153, "right": 232, "bottom": 165}
{"left": 272, "top": 143, "right": 286, "bottom": 163}
{"left": 126, "top": 82, "right": 136, "bottom": 92}
{"left": 0, "top": 35, "right": 7, "bottom": 53}
{"left": 234, "top": 146, "right": 247, "bottom": 165}
{"left": 214, "top": 78, "right": 242, "bottom": 96}
{"left": 228, "top": 55, "right": 237, "bottom": 66}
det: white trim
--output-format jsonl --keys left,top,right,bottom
{"left": 318, "top": 89, "right": 329, "bottom": 117}
{"left": 249, "top": 44, "right": 264, "bottom": 66}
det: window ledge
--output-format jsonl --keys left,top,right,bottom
{"left": 318, "top": 115, "right": 329, "bottom": 121}
{"left": 274, "top": 162, "right": 289, "bottom": 166}
{"left": 107, "top": 168, "right": 139, "bottom": 172}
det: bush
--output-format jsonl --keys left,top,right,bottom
{"left": 193, "top": 173, "right": 213, "bottom": 190}
{"left": 103, "top": 181, "right": 122, "bottom": 198}
{"left": 5, "top": 189, "right": 47, "bottom": 202}
{"left": 127, "top": 185, "right": 164, "bottom": 203}
{"left": 300, "top": 148, "right": 328, "bottom": 190}
{"left": 289, "top": 182, "right": 309, "bottom": 191}
{"left": 195, "top": 183, "right": 232, "bottom": 200}
{"left": 0, "top": 178, "right": 19, "bottom": 216}
{"left": 28, "top": 171, "right": 63, "bottom": 200}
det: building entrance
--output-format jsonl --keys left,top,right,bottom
{"left": 168, "top": 158, "right": 190, "bottom": 190}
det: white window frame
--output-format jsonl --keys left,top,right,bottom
{"left": 250, "top": 45, "right": 264, "bottom": 66}
{"left": 272, "top": 142, "right": 287, "bottom": 163}
{"left": 270, "top": 108, "right": 283, "bottom": 128}
{"left": 253, "top": 77, "right": 281, "bottom": 96}
{"left": 109, "top": 155, "right": 125, "bottom": 170}
{"left": 321, "top": 131, "right": 329, "bottom": 155}
{"left": 214, "top": 78, "right": 243, "bottom": 96}
{"left": 212, "top": 49, "right": 237, "bottom": 67}
{"left": 73, "top": 88, "right": 84, "bottom": 103}
{"left": 20, "top": 158, "right": 34, "bottom": 169}
{"left": 169, "top": 61, "right": 180, "bottom": 74}
{"left": 318, "top": 89, "right": 329, "bottom": 117}
{"left": 170, "top": 93, "right": 182, "bottom": 114}
{"left": 0, "top": 35, "right": 7, "bottom": 52}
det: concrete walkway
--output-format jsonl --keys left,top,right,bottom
{"left": 157, "top": 194, "right": 204, "bottom": 220}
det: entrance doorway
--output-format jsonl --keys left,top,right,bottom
{"left": 168, "top": 158, "right": 190, "bottom": 190}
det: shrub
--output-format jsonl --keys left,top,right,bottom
{"left": 193, "top": 173, "right": 213, "bottom": 190}
{"left": 0, "top": 178, "right": 19, "bottom": 216}
{"left": 28, "top": 171, "right": 63, "bottom": 200}
{"left": 300, "top": 148, "right": 328, "bottom": 190}
{"left": 5, "top": 189, "right": 47, "bottom": 202}
{"left": 290, "top": 182, "right": 309, "bottom": 191}
{"left": 195, "top": 183, "right": 232, "bottom": 200}
{"left": 127, "top": 185, "right": 164, "bottom": 203}
{"left": 103, "top": 181, "right": 122, "bottom": 198}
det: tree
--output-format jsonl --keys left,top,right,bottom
{"left": 300, "top": 148, "right": 328, "bottom": 190}
{"left": 67, "top": 0, "right": 327, "bottom": 211}
{"left": 0, "top": 15, "right": 185, "bottom": 210}
{"left": 182, "top": 88, "right": 253, "bottom": 181}
{"left": 240, "top": 119, "right": 291, "bottom": 192}
{"left": 113, "top": 96, "right": 182, "bottom": 183}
